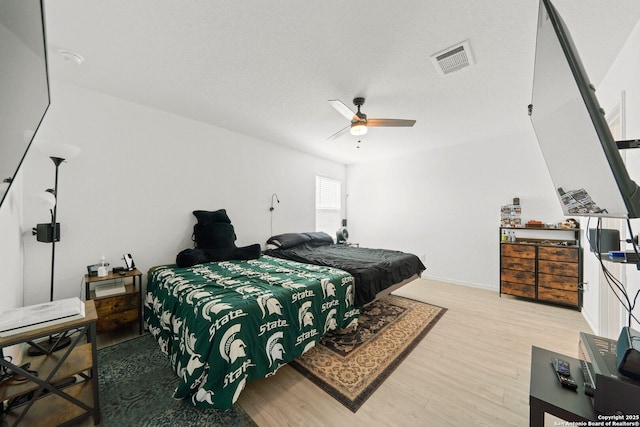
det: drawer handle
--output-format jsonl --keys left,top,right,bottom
{"left": 114, "top": 304, "right": 120, "bottom": 308}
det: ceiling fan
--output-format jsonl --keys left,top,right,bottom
{"left": 327, "top": 97, "right": 416, "bottom": 141}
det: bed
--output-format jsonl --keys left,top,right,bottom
{"left": 144, "top": 255, "right": 359, "bottom": 410}
{"left": 264, "top": 232, "right": 426, "bottom": 307}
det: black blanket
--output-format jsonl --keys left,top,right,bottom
{"left": 265, "top": 243, "right": 426, "bottom": 307}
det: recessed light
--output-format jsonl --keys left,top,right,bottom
{"left": 58, "top": 49, "right": 84, "bottom": 64}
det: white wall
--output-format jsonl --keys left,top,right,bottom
{"left": 0, "top": 172, "right": 24, "bottom": 312}
{"left": 346, "top": 130, "right": 564, "bottom": 289}
{"left": 587, "top": 16, "right": 640, "bottom": 335}
{"left": 20, "top": 81, "right": 345, "bottom": 305}
{"left": 346, "top": 12, "right": 640, "bottom": 338}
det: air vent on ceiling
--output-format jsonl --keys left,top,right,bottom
{"left": 431, "top": 40, "right": 474, "bottom": 76}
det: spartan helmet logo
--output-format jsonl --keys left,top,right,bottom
{"left": 345, "top": 284, "right": 354, "bottom": 307}
{"left": 236, "top": 285, "right": 261, "bottom": 296}
{"left": 185, "top": 289, "right": 211, "bottom": 305}
{"left": 193, "top": 387, "right": 215, "bottom": 405}
{"left": 219, "top": 324, "right": 247, "bottom": 364}
{"left": 171, "top": 316, "right": 183, "bottom": 335}
{"left": 201, "top": 298, "right": 233, "bottom": 321}
{"left": 266, "top": 331, "right": 285, "bottom": 367}
{"left": 321, "top": 278, "right": 336, "bottom": 298}
{"left": 256, "top": 294, "right": 283, "bottom": 318}
{"left": 324, "top": 308, "right": 337, "bottom": 333}
{"left": 298, "top": 301, "right": 314, "bottom": 328}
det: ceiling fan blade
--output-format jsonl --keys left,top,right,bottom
{"left": 327, "top": 124, "right": 351, "bottom": 141}
{"left": 328, "top": 100, "right": 358, "bottom": 121}
{"left": 367, "top": 118, "right": 416, "bottom": 127}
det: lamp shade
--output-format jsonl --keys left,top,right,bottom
{"left": 36, "top": 190, "right": 56, "bottom": 210}
{"left": 350, "top": 122, "right": 367, "bottom": 136}
{"left": 35, "top": 139, "right": 81, "bottom": 161}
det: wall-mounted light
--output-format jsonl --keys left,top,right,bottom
{"left": 270, "top": 193, "right": 280, "bottom": 212}
{"left": 270, "top": 193, "right": 280, "bottom": 237}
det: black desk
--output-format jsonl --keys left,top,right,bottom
{"left": 530, "top": 346, "right": 596, "bottom": 426}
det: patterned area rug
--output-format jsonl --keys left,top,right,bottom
{"left": 289, "top": 294, "right": 446, "bottom": 412}
{"left": 98, "top": 334, "right": 257, "bottom": 427}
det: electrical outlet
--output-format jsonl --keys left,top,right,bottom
{"left": 580, "top": 281, "right": 589, "bottom": 292}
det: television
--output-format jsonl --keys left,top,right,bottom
{"left": 529, "top": 0, "right": 640, "bottom": 219}
{"left": 0, "top": 0, "right": 50, "bottom": 209}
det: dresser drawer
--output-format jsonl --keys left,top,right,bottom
{"left": 501, "top": 256, "right": 535, "bottom": 272}
{"left": 538, "top": 246, "right": 578, "bottom": 262}
{"left": 501, "top": 281, "right": 535, "bottom": 298}
{"left": 97, "top": 308, "right": 139, "bottom": 332}
{"left": 501, "top": 269, "right": 535, "bottom": 285}
{"left": 94, "top": 293, "right": 138, "bottom": 317}
{"left": 538, "top": 260, "right": 579, "bottom": 277}
{"left": 501, "top": 244, "right": 535, "bottom": 259}
{"left": 538, "top": 273, "right": 578, "bottom": 291}
{"left": 537, "top": 287, "right": 578, "bottom": 307}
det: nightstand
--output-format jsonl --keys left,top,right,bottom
{"left": 85, "top": 268, "right": 142, "bottom": 335}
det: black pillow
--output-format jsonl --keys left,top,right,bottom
{"left": 194, "top": 223, "right": 237, "bottom": 249}
{"left": 176, "top": 248, "right": 209, "bottom": 268}
{"left": 176, "top": 245, "right": 262, "bottom": 268}
{"left": 303, "top": 231, "right": 334, "bottom": 246}
{"left": 266, "top": 233, "right": 311, "bottom": 249}
{"left": 192, "top": 209, "right": 232, "bottom": 225}
{"left": 230, "top": 244, "right": 262, "bottom": 261}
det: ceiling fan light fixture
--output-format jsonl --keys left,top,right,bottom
{"left": 350, "top": 122, "right": 367, "bottom": 136}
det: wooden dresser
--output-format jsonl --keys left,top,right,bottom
{"left": 499, "top": 227, "right": 582, "bottom": 310}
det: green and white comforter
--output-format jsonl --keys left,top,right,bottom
{"left": 144, "top": 255, "right": 359, "bottom": 409}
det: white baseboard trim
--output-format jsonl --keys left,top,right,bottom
{"left": 581, "top": 310, "right": 599, "bottom": 336}
{"left": 420, "top": 273, "right": 497, "bottom": 292}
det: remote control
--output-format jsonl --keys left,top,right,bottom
{"left": 551, "top": 358, "right": 578, "bottom": 390}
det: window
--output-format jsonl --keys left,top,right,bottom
{"left": 315, "top": 176, "right": 341, "bottom": 235}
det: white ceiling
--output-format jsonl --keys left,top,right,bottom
{"left": 42, "top": 0, "right": 640, "bottom": 165}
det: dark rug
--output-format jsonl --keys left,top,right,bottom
{"left": 289, "top": 295, "right": 446, "bottom": 412}
{"left": 97, "top": 334, "right": 257, "bottom": 427}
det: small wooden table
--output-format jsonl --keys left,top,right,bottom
{"left": 85, "top": 268, "right": 143, "bottom": 334}
{"left": 529, "top": 346, "right": 596, "bottom": 426}
{"left": 0, "top": 300, "right": 101, "bottom": 426}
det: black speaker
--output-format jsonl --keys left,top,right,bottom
{"left": 35, "top": 223, "right": 60, "bottom": 243}
{"left": 588, "top": 228, "right": 620, "bottom": 253}
{"left": 617, "top": 327, "right": 640, "bottom": 380}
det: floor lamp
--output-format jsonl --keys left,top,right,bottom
{"left": 29, "top": 143, "right": 80, "bottom": 356}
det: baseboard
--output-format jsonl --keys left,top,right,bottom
{"left": 580, "top": 309, "right": 599, "bottom": 337}
{"left": 419, "top": 274, "right": 497, "bottom": 292}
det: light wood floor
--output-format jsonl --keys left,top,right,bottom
{"left": 98, "top": 278, "right": 592, "bottom": 427}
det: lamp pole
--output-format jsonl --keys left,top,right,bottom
{"left": 49, "top": 157, "right": 64, "bottom": 301}
{"left": 27, "top": 156, "right": 69, "bottom": 356}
